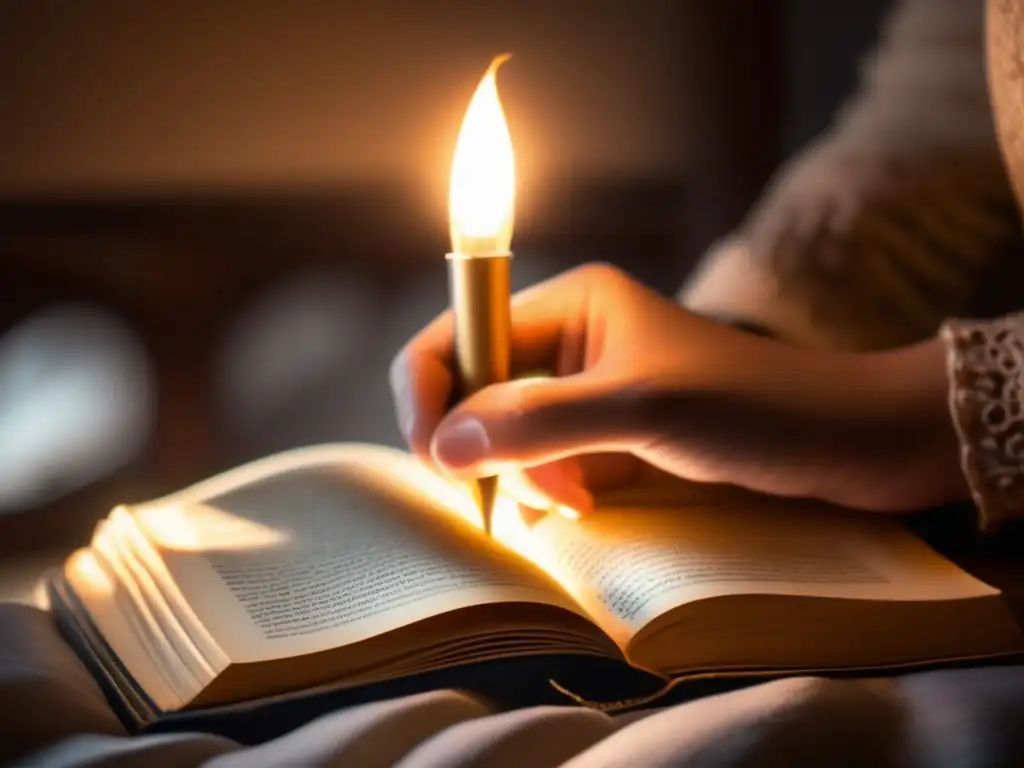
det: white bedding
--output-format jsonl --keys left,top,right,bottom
{"left": 4, "top": 603, "right": 1024, "bottom": 767}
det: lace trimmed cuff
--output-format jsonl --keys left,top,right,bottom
{"left": 940, "top": 313, "right": 1024, "bottom": 531}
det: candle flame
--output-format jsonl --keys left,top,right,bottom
{"left": 449, "top": 54, "right": 515, "bottom": 254}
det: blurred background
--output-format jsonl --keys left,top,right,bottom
{"left": 0, "top": 0, "right": 892, "bottom": 586}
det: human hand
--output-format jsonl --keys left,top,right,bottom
{"left": 390, "top": 263, "right": 964, "bottom": 515}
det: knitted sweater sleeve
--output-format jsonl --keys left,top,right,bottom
{"left": 679, "top": 0, "right": 1020, "bottom": 352}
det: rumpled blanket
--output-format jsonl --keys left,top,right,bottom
{"left": 4, "top": 604, "right": 1024, "bottom": 767}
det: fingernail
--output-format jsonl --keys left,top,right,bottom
{"left": 556, "top": 505, "right": 581, "bottom": 520}
{"left": 433, "top": 418, "right": 490, "bottom": 469}
{"left": 388, "top": 354, "right": 416, "bottom": 444}
{"left": 397, "top": 401, "right": 417, "bottom": 446}
{"left": 396, "top": 401, "right": 417, "bottom": 446}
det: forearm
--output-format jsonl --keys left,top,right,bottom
{"left": 853, "top": 338, "right": 969, "bottom": 510}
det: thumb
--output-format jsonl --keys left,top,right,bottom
{"left": 430, "top": 374, "right": 648, "bottom": 476}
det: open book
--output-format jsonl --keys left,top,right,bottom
{"left": 45, "top": 444, "right": 1024, "bottom": 734}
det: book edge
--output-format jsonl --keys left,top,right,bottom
{"left": 45, "top": 569, "right": 161, "bottom": 732}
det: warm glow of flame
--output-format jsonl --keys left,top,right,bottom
{"left": 133, "top": 502, "right": 290, "bottom": 552}
{"left": 489, "top": 492, "right": 566, "bottom": 577}
{"left": 449, "top": 54, "right": 515, "bottom": 254}
{"left": 404, "top": 459, "right": 583, "bottom": 556}
{"left": 69, "top": 549, "right": 116, "bottom": 597}
{"left": 498, "top": 471, "right": 581, "bottom": 520}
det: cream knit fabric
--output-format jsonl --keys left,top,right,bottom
{"left": 681, "top": 0, "right": 1018, "bottom": 351}
{"left": 680, "top": 0, "right": 1024, "bottom": 526}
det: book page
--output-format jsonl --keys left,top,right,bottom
{"left": 496, "top": 496, "right": 998, "bottom": 647}
{"left": 63, "top": 548, "right": 186, "bottom": 712}
{"left": 133, "top": 447, "right": 589, "bottom": 662}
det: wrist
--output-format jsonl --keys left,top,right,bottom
{"left": 740, "top": 337, "right": 966, "bottom": 512}
{"left": 850, "top": 338, "right": 968, "bottom": 510}
{"left": 691, "top": 310, "right": 777, "bottom": 339}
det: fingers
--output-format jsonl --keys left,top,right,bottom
{"left": 389, "top": 346, "right": 453, "bottom": 458}
{"left": 521, "top": 454, "right": 644, "bottom": 513}
{"left": 521, "top": 460, "right": 592, "bottom": 514}
{"left": 390, "top": 263, "right": 628, "bottom": 459}
{"left": 505, "top": 455, "right": 645, "bottom": 526}
{"left": 500, "top": 469, "right": 586, "bottom": 519}
{"left": 429, "top": 374, "right": 651, "bottom": 477}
